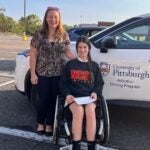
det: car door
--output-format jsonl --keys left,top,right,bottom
{"left": 91, "top": 19, "right": 150, "bottom": 101}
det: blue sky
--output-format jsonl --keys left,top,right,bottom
{"left": 0, "top": 0, "right": 150, "bottom": 26}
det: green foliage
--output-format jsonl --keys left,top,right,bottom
{"left": 19, "top": 14, "right": 42, "bottom": 35}
{"left": 0, "top": 12, "right": 75, "bottom": 35}
{"left": 0, "top": 13, "right": 42, "bottom": 35}
{"left": 0, "top": 13, "right": 16, "bottom": 32}
{"left": 73, "top": 24, "right": 79, "bottom": 28}
{"left": 13, "top": 23, "right": 24, "bottom": 35}
{"left": 63, "top": 24, "right": 73, "bottom": 31}
{"left": 0, "top": 13, "right": 5, "bottom": 31}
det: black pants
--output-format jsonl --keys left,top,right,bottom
{"left": 37, "top": 75, "right": 60, "bottom": 126}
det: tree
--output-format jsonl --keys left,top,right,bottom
{"left": 0, "top": 8, "right": 5, "bottom": 13}
{"left": 63, "top": 24, "right": 73, "bottom": 31}
{"left": 0, "top": 12, "right": 78, "bottom": 35}
{"left": 5, "top": 16, "right": 16, "bottom": 32}
{"left": 0, "top": 12, "right": 16, "bottom": 32}
{"left": 0, "top": 12, "right": 5, "bottom": 31}
{"left": 19, "top": 14, "right": 42, "bottom": 35}
{"left": 13, "top": 23, "right": 24, "bottom": 35}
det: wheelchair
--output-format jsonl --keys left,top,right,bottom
{"left": 53, "top": 94, "right": 110, "bottom": 149}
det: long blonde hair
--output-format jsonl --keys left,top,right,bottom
{"left": 41, "top": 7, "right": 65, "bottom": 41}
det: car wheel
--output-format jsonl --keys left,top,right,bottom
{"left": 30, "top": 85, "right": 39, "bottom": 110}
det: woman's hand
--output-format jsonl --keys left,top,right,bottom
{"left": 65, "top": 95, "right": 75, "bottom": 104}
{"left": 31, "top": 74, "right": 38, "bottom": 85}
{"left": 65, "top": 45, "right": 76, "bottom": 60}
{"left": 90, "top": 92, "right": 97, "bottom": 100}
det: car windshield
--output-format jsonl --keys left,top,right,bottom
{"left": 89, "top": 17, "right": 142, "bottom": 48}
{"left": 68, "top": 27, "right": 105, "bottom": 41}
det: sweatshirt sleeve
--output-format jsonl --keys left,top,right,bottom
{"left": 59, "top": 62, "right": 71, "bottom": 99}
{"left": 92, "top": 64, "right": 104, "bottom": 96}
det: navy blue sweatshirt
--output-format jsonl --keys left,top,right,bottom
{"left": 59, "top": 58, "right": 104, "bottom": 99}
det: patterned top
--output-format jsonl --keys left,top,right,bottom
{"left": 30, "top": 30, "right": 70, "bottom": 77}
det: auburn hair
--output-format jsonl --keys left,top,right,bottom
{"left": 41, "top": 7, "right": 65, "bottom": 41}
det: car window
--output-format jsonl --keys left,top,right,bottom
{"left": 113, "top": 23, "right": 150, "bottom": 49}
{"left": 74, "top": 30, "right": 85, "bottom": 36}
{"left": 68, "top": 27, "right": 105, "bottom": 41}
{"left": 84, "top": 30, "right": 92, "bottom": 37}
{"left": 85, "top": 29, "right": 103, "bottom": 37}
{"left": 91, "top": 30, "right": 100, "bottom": 36}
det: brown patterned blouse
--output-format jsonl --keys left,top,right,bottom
{"left": 30, "top": 30, "right": 70, "bottom": 77}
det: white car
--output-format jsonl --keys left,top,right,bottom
{"left": 15, "top": 13, "right": 150, "bottom": 106}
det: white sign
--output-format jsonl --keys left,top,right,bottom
{"left": 74, "top": 96, "right": 96, "bottom": 105}
{"left": 100, "top": 61, "right": 150, "bottom": 101}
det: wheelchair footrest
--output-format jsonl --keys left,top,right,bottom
{"left": 59, "top": 144, "right": 117, "bottom": 150}
{"left": 59, "top": 144, "right": 72, "bottom": 150}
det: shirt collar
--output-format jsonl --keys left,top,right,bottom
{"left": 77, "top": 57, "right": 88, "bottom": 62}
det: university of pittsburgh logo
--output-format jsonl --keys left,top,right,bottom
{"left": 99, "top": 62, "right": 110, "bottom": 77}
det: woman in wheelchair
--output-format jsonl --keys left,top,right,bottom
{"left": 59, "top": 36, "right": 104, "bottom": 150}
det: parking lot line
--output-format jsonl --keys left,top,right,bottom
{"left": 0, "top": 73, "right": 14, "bottom": 78}
{"left": 0, "top": 126, "right": 53, "bottom": 143}
{"left": 0, "top": 58, "right": 15, "bottom": 60}
{"left": 0, "top": 51, "right": 17, "bottom": 54}
{"left": 0, "top": 126, "right": 117, "bottom": 150}
{"left": 0, "top": 80, "right": 15, "bottom": 87}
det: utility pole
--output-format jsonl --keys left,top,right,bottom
{"left": 22, "top": 0, "right": 27, "bottom": 40}
{"left": 24, "top": 0, "right": 26, "bottom": 33}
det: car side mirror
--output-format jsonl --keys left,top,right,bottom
{"left": 100, "top": 36, "right": 116, "bottom": 53}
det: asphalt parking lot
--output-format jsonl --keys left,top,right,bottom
{"left": 0, "top": 34, "right": 150, "bottom": 150}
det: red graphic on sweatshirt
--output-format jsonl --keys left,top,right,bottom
{"left": 71, "top": 70, "right": 90, "bottom": 82}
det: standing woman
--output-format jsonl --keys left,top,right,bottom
{"left": 30, "top": 6, "right": 74, "bottom": 135}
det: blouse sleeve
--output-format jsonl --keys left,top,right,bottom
{"left": 64, "top": 32, "right": 70, "bottom": 46}
{"left": 30, "top": 30, "right": 40, "bottom": 49}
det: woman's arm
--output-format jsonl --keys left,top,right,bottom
{"left": 64, "top": 32, "right": 75, "bottom": 59}
{"left": 30, "top": 46, "right": 38, "bottom": 84}
{"left": 30, "top": 30, "right": 40, "bottom": 84}
{"left": 65, "top": 44, "right": 75, "bottom": 59}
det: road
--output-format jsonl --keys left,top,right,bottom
{"left": 0, "top": 34, "right": 150, "bottom": 150}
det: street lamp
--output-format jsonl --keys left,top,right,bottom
{"left": 22, "top": 0, "right": 27, "bottom": 41}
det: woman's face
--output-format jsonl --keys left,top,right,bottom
{"left": 77, "top": 42, "right": 89, "bottom": 59}
{"left": 46, "top": 10, "right": 60, "bottom": 29}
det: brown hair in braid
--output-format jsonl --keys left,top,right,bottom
{"left": 76, "top": 36, "right": 94, "bottom": 83}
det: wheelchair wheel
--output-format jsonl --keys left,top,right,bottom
{"left": 101, "top": 96, "right": 110, "bottom": 143}
{"left": 54, "top": 96, "right": 72, "bottom": 145}
{"left": 53, "top": 96, "right": 63, "bottom": 144}
{"left": 97, "top": 95, "right": 110, "bottom": 144}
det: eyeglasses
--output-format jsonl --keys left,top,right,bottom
{"left": 47, "top": 6, "right": 60, "bottom": 11}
